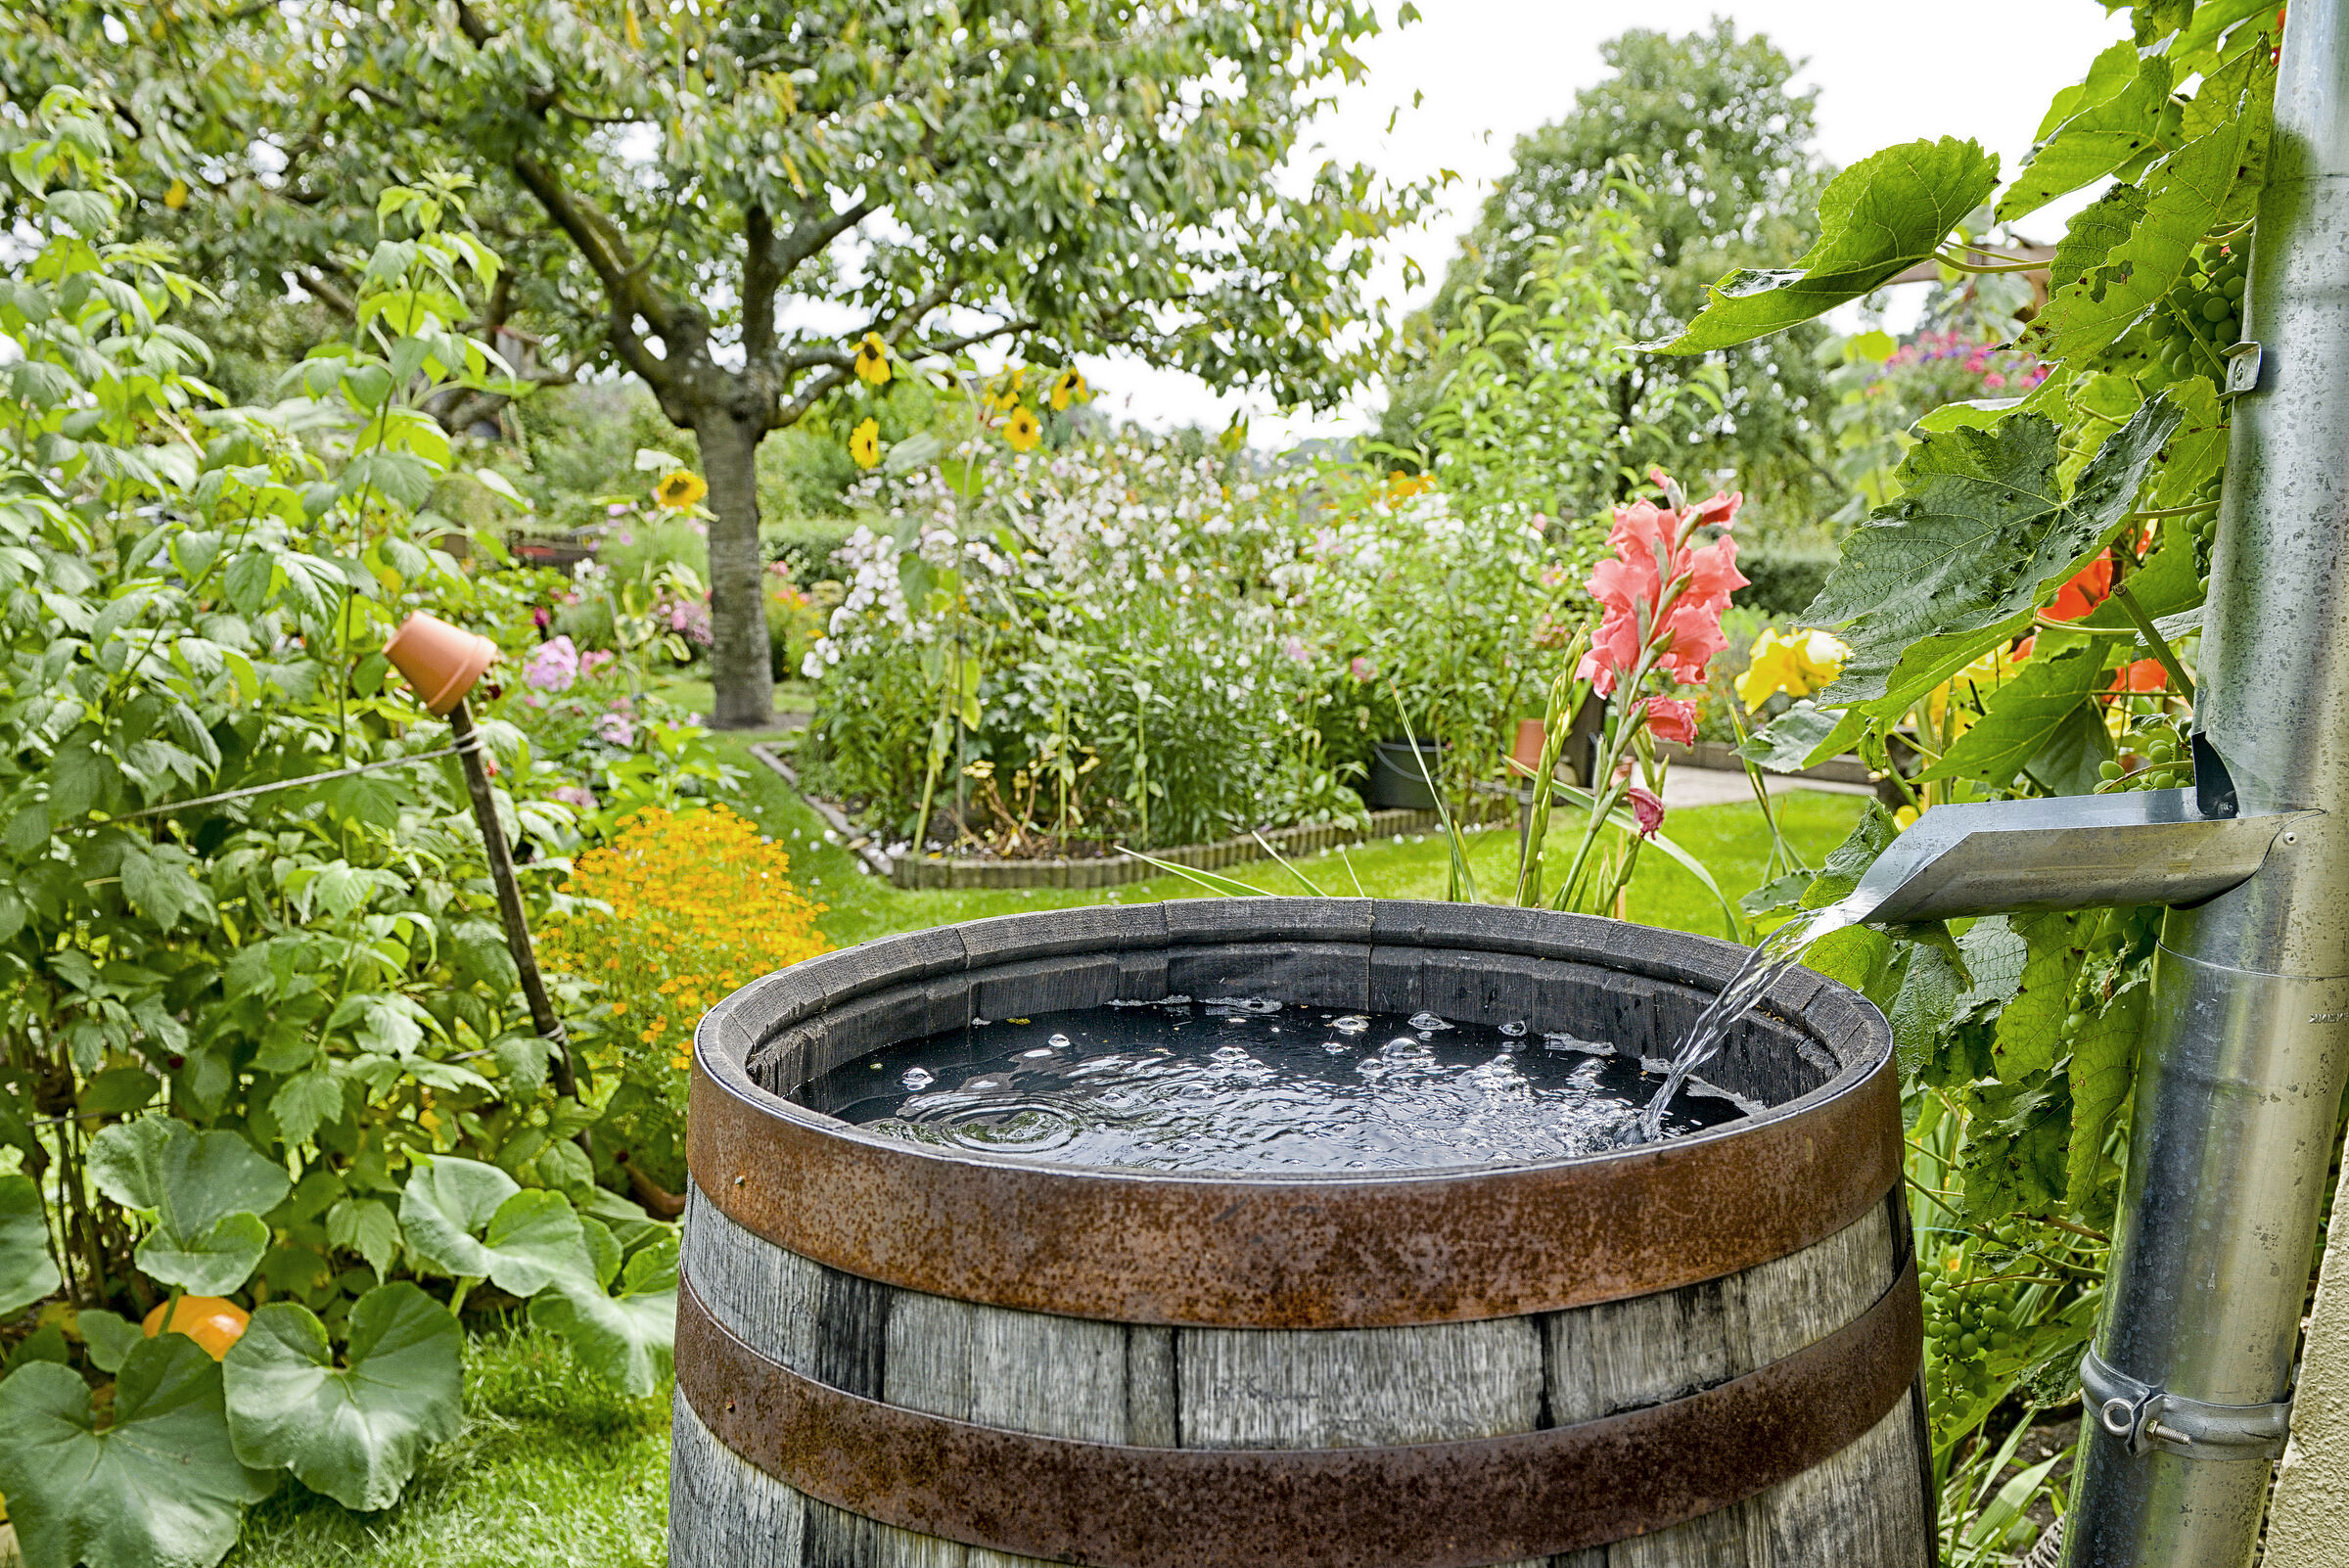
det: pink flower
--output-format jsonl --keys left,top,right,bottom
{"left": 1627, "top": 785, "right": 1666, "bottom": 839}
{"left": 531, "top": 607, "right": 550, "bottom": 630}
{"left": 597, "top": 712, "right": 637, "bottom": 748}
{"left": 1283, "top": 637, "right": 1313, "bottom": 666}
{"left": 579, "top": 648, "right": 615, "bottom": 677}
{"left": 523, "top": 634, "right": 580, "bottom": 693}
{"left": 1540, "top": 563, "right": 1573, "bottom": 589}
{"left": 1642, "top": 697, "right": 1698, "bottom": 748}
{"left": 551, "top": 784, "right": 597, "bottom": 810}
{"left": 1575, "top": 478, "right": 1749, "bottom": 695}
{"left": 607, "top": 502, "right": 630, "bottom": 518}
{"left": 1982, "top": 371, "right": 2007, "bottom": 390}
{"left": 1350, "top": 656, "right": 1376, "bottom": 681}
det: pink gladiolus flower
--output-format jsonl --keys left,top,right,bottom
{"left": 523, "top": 634, "right": 579, "bottom": 693}
{"left": 1642, "top": 697, "right": 1699, "bottom": 748}
{"left": 1627, "top": 785, "right": 1666, "bottom": 838}
{"left": 1575, "top": 478, "right": 1748, "bottom": 695}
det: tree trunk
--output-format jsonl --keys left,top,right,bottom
{"left": 695, "top": 411, "right": 775, "bottom": 729}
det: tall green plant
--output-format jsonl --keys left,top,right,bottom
{"left": 0, "top": 94, "right": 677, "bottom": 1568}
{"left": 1680, "top": 0, "right": 2277, "bottom": 1526}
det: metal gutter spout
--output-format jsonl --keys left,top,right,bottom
{"left": 1844, "top": 790, "right": 2313, "bottom": 928}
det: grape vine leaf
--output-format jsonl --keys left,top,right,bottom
{"left": 1991, "top": 911, "right": 2092, "bottom": 1083}
{"left": 2022, "top": 702, "right": 2117, "bottom": 798}
{"left": 223, "top": 1284, "right": 462, "bottom": 1511}
{"left": 1644, "top": 138, "right": 1999, "bottom": 353}
{"left": 1960, "top": 1071, "right": 2074, "bottom": 1221}
{"left": 1804, "top": 393, "right": 2182, "bottom": 716}
{"left": 0, "top": 1174, "right": 59, "bottom": 1319}
{"left": 1888, "top": 940, "right": 1967, "bottom": 1077}
{"left": 2066, "top": 973, "right": 2150, "bottom": 1212}
{"left": 87, "top": 1118, "right": 291, "bottom": 1297}
{"left": 0, "top": 1335, "right": 275, "bottom": 1568}
{"left": 1735, "top": 701, "right": 1866, "bottom": 774}
{"left": 529, "top": 1227, "right": 678, "bottom": 1398}
{"left": 2026, "top": 52, "right": 2273, "bottom": 361}
{"left": 1920, "top": 645, "right": 2113, "bottom": 787}
{"left": 1999, "top": 50, "right": 2172, "bottom": 222}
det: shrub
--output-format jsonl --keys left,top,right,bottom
{"left": 541, "top": 808, "right": 831, "bottom": 1193}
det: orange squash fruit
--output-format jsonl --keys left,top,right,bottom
{"left": 141, "top": 1296, "right": 251, "bottom": 1360}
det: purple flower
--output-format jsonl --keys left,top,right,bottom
{"left": 597, "top": 712, "right": 637, "bottom": 748}
{"left": 1283, "top": 637, "right": 1313, "bottom": 666}
{"left": 524, "top": 634, "right": 580, "bottom": 693}
{"left": 551, "top": 784, "right": 598, "bottom": 810}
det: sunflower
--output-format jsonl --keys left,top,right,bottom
{"left": 852, "top": 332, "right": 892, "bottom": 387}
{"left": 850, "top": 417, "right": 882, "bottom": 469}
{"left": 1049, "top": 366, "right": 1086, "bottom": 411}
{"left": 655, "top": 470, "right": 707, "bottom": 510}
{"left": 988, "top": 366, "right": 1028, "bottom": 413}
{"left": 1003, "top": 404, "right": 1042, "bottom": 452}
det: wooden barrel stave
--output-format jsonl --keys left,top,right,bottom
{"left": 675, "top": 903, "right": 1925, "bottom": 1566}
{"left": 675, "top": 1183, "right": 1920, "bottom": 1566}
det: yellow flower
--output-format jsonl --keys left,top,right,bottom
{"left": 164, "top": 178, "right": 189, "bottom": 209}
{"left": 1735, "top": 627, "right": 1850, "bottom": 712}
{"left": 1004, "top": 405, "right": 1041, "bottom": 452}
{"left": 1049, "top": 367, "right": 1086, "bottom": 411}
{"left": 655, "top": 470, "right": 707, "bottom": 510}
{"left": 988, "top": 366, "right": 1028, "bottom": 412}
{"left": 850, "top": 417, "right": 882, "bottom": 470}
{"left": 853, "top": 332, "right": 892, "bottom": 386}
{"left": 1894, "top": 806, "right": 1920, "bottom": 832}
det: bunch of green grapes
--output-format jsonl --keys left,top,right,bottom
{"left": 2190, "top": 469, "right": 2224, "bottom": 584}
{"left": 1923, "top": 1232, "right": 2032, "bottom": 1426}
{"left": 2089, "top": 242, "right": 2247, "bottom": 385}
{"left": 2099, "top": 716, "right": 2189, "bottom": 792}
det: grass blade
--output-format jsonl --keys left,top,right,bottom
{"left": 1250, "top": 829, "right": 1327, "bottom": 896}
{"left": 1112, "top": 845, "right": 1267, "bottom": 898}
{"left": 1545, "top": 781, "right": 1746, "bottom": 941}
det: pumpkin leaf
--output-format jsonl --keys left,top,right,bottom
{"left": 528, "top": 1229, "right": 677, "bottom": 1398}
{"left": 0, "top": 1335, "right": 274, "bottom": 1568}
{"left": 223, "top": 1284, "right": 462, "bottom": 1511}
{"left": 0, "top": 1174, "right": 59, "bottom": 1318}
{"left": 397, "top": 1155, "right": 582, "bottom": 1298}
{"left": 88, "top": 1119, "right": 289, "bottom": 1296}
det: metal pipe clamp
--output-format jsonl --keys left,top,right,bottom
{"left": 2079, "top": 1350, "right": 2291, "bottom": 1461}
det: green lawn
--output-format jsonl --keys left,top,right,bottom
{"left": 224, "top": 731, "right": 1866, "bottom": 1565}
{"left": 714, "top": 730, "right": 1867, "bottom": 947}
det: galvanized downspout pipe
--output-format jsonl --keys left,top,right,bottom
{"left": 2064, "top": 6, "right": 2349, "bottom": 1562}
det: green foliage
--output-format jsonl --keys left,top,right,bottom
{"left": 0, "top": 94, "right": 691, "bottom": 1566}
{"left": 222, "top": 1284, "right": 464, "bottom": 1510}
{"left": 0, "top": 1175, "right": 61, "bottom": 1318}
{"left": 0, "top": 1336, "right": 276, "bottom": 1568}
{"left": 1648, "top": 138, "right": 2001, "bottom": 354}
{"left": 25, "top": 0, "right": 1435, "bottom": 726}
{"left": 1806, "top": 394, "right": 2181, "bottom": 715}
{"left": 1395, "top": 23, "right": 1836, "bottom": 524}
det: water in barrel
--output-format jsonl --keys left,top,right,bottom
{"left": 800, "top": 996, "right": 1759, "bottom": 1172}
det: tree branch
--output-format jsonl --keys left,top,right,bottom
{"left": 775, "top": 365, "right": 852, "bottom": 429}
{"left": 743, "top": 205, "right": 779, "bottom": 363}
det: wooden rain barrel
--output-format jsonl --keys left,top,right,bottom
{"left": 672, "top": 899, "right": 1931, "bottom": 1567}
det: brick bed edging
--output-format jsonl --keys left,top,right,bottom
{"left": 747, "top": 743, "right": 1449, "bottom": 891}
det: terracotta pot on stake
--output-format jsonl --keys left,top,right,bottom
{"left": 382, "top": 613, "right": 579, "bottom": 1106}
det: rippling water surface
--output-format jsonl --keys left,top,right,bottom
{"left": 798, "top": 998, "right": 1751, "bottom": 1173}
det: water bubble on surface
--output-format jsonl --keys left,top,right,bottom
{"left": 1407, "top": 1012, "right": 1453, "bottom": 1032}
{"left": 803, "top": 1000, "right": 1740, "bottom": 1173}
{"left": 1331, "top": 1015, "right": 1371, "bottom": 1035}
{"left": 1047, "top": 1034, "right": 1072, "bottom": 1048}
{"left": 1206, "top": 996, "right": 1280, "bottom": 1014}
{"left": 1499, "top": 1021, "right": 1528, "bottom": 1038}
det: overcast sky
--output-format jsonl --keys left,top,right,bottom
{"left": 1079, "top": 1, "right": 2131, "bottom": 446}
